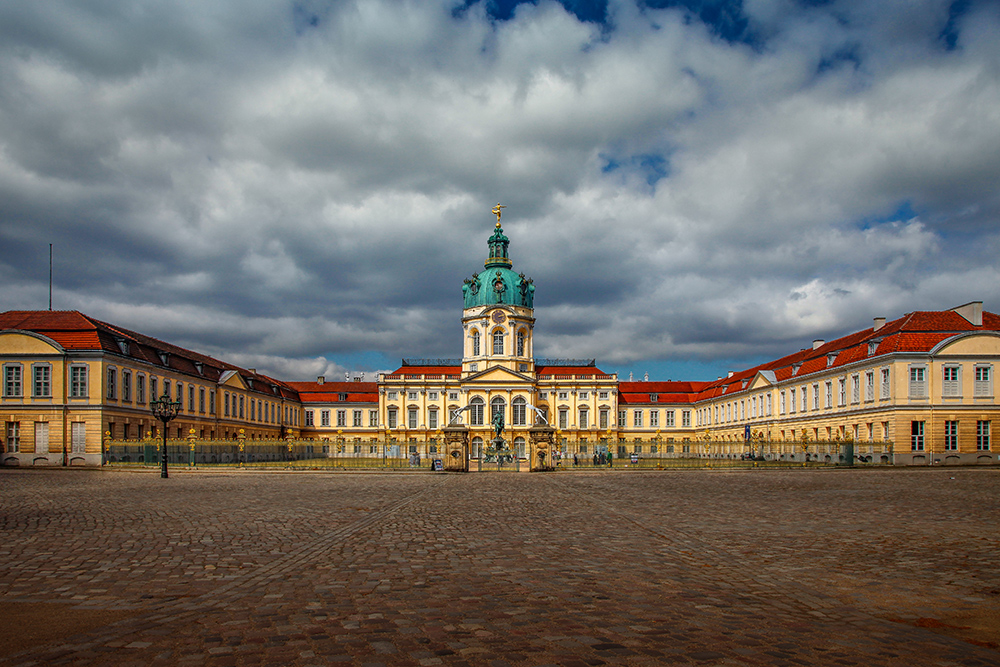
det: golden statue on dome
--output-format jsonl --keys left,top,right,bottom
{"left": 492, "top": 202, "right": 506, "bottom": 224}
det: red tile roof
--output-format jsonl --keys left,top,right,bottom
{"left": 0, "top": 310, "right": 296, "bottom": 400}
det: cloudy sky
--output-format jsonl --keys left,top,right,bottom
{"left": 2, "top": 0, "right": 998, "bottom": 382}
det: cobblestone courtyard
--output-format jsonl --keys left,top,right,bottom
{"left": 1, "top": 468, "right": 998, "bottom": 666}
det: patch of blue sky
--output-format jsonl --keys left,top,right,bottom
{"left": 857, "top": 201, "right": 918, "bottom": 231}
{"left": 453, "top": 0, "right": 609, "bottom": 22}
{"left": 604, "top": 355, "right": 774, "bottom": 383}
{"left": 940, "top": 0, "right": 970, "bottom": 51}
{"left": 601, "top": 152, "right": 671, "bottom": 187}
{"left": 326, "top": 351, "right": 399, "bottom": 375}
{"left": 291, "top": 2, "right": 322, "bottom": 35}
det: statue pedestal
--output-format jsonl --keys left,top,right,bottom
{"left": 442, "top": 425, "right": 470, "bottom": 472}
{"left": 528, "top": 424, "right": 556, "bottom": 471}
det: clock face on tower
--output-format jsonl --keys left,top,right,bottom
{"left": 491, "top": 310, "right": 506, "bottom": 324}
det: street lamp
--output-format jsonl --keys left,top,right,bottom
{"left": 150, "top": 392, "right": 182, "bottom": 478}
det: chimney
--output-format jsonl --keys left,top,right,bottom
{"left": 727, "top": 371, "right": 734, "bottom": 378}
{"left": 248, "top": 368, "right": 256, "bottom": 374}
{"left": 317, "top": 376, "right": 325, "bottom": 384}
{"left": 951, "top": 301, "right": 983, "bottom": 326}
{"left": 873, "top": 317, "right": 886, "bottom": 331}
{"left": 812, "top": 340, "right": 824, "bottom": 350}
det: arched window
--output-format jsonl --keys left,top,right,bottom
{"left": 470, "top": 397, "right": 484, "bottom": 426}
{"left": 492, "top": 329, "right": 504, "bottom": 355}
{"left": 471, "top": 329, "right": 480, "bottom": 356}
{"left": 516, "top": 330, "right": 525, "bottom": 356}
{"left": 471, "top": 436, "right": 483, "bottom": 458}
{"left": 512, "top": 397, "right": 527, "bottom": 426}
{"left": 491, "top": 397, "right": 505, "bottom": 425}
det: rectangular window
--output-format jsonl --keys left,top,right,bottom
{"left": 977, "top": 421, "right": 991, "bottom": 450}
{"left": 865, "top": 371, "right": 875, "bottom": 401}
{"left": 909, "top": 366, "right": 926, "bottom": 398}
{"left": 188, "top": 386, "right": 195, "bottom": 412}
{"left": 825, "top": 382, "right": 832, "bottom": 409}
{"left": 975, "top": 366, "right": 992, "bottom": 397}
{"left": 838, "top": 378, "right": 847, "bottom": 407}
{"left": 388, "top": 408, "right": 397, "bottom": 429}
{"left": 5, "top": 422, "right": 20, "bottom": 452}
{"left": 579, "top": 409, "right": 588, "bottom": 429}
{"left": 337, "top": 410, "right": 347, "bottom": 427}
{"left": 354, "top": 410, "right": 363, "bottom": 427}
{"left": 209, "top": 390, "right": 216, "bottom": 414}
{"left": 4, "top": 365, "right": 22, "bottom": 397}
{"left": 649, "top": 410, "right": 658, "bottom": 427}
{"left": 812, "top": 384, "right": 820, "bottom": 410}
{"left": 428, "top": 409, "right": 437, "bottom": 429}
{"left": 944, "top": 420, "right": 958, "bottom": 451}
{"left": 71, "top": 422, "right": 85, "bottom": 454}
{"left": 175, "top": 382, "right": 183, "bottom": 406}
{"left": 599, "top": 409, "right": 608, "bottom": 429}
{"left": 789, "top": 388, "right": 796, "bottom": 413}
{"left": 911, "top": 421, "right": 925, "bottom": 451}
{"left": 618, "top": 410, "right": 627, "bottom": 428}
{"left": 32, "top": 365, "right": 51, "bottom": 398}
{"left": 851, "top": 374, "right": 860, "bottom": 404}
{"left": 106, "top": 367, "right": 117, "bottom": 399}
{"left": 224, "top": 392, "right": 231, "bottom": 417}
{"left": 633, "top": 410, "right": 642, "bottom": 428}
{"left": 665, "top": 410, "right": 675, "bottom": 427}
{"left": 137, "top": 374, "right": 146, "bottom": 404}
{"left": 70, "top": 365, "right": 88, "bottom": 398}
{"left": 305, "top": 409, "right": 314, "bottom": 426}
{"left": 199, "top": 387, "right": 206, "bottom": 413}
{"left": 408, "top": 408, "right": 417, "bottom": 429}
{"left": 321, "top": 410, "right": 330, "bottom": 427}
{"left": 150, "top": 377, "right": 158, "bottom": 402}
{"left": 682, "top": 410, "right": 691, "bottom": 427}
{"left": 122, "top": 370, "right": 131, "bottom": 402}
{"left": 943, "top": 366, "right": 960, "bottom": 397}
{"left": 559, "top": 409, "right": 568, "bottom": 429}
{"left": 780, "top": 391, "right": 786, "bottom": 414}
{"left": 369, "top": 410, "right": 378, "bottom": 427}
{"left": 880, "top": 368, "right": 891, "bottom": 399}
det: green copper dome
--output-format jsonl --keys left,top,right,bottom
{"left": 462, "top": 223, "right": 534, "bottom": 309}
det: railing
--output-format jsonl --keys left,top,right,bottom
{"left": 103, "top": 438, "right": 440, "bottom": 470}
{"left": 101, "top": 438, "right": 894, "bottom": 470}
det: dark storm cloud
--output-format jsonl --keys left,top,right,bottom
{"left": 1, "top": 0, "right": 999, "bottom": 380}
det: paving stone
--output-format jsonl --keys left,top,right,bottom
{"left": 0, "top": 468, "right": 999, "bottom": 665}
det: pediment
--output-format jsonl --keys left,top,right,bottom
{"left": 219, "top": 370, "right": 249, "bottom": 390}
{"left": 932, "top": 332, "right": 1000, "bottom": 356}
{"left": 0, "top": 330, "right": 65, "bottom": 355}
{"left": 463, "top": 365, "right": 534, "bottom": 385}
{"left": 748, "top": 370, "right": 776, "bottom": 390}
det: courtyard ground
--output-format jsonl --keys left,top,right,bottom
{"left": 0, "top": 467, "right": 998, "bottom": 666}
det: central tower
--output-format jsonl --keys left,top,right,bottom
{"left": 461, "top": 216, "right": 535, "bottom": 377}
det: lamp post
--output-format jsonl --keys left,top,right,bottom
{"left": 150, "top": 392, "right": 181, "bottom": 478}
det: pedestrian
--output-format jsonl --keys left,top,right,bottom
{"left": 608, "top": 450, "right": 613, "bottom": 468}
{"left": 573, "top": 453, "right": 578, "bottom": 466}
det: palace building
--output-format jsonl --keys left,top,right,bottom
{"left": 2, "top": 218, "right": 999, "bottom": 466}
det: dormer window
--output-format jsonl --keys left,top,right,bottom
{"left": 826, "top": 354, "right": 836, "bottom": 368}
{"left": 650, "top": 393, "right": 658, "bottom": 402}
{"left": 158, "top": 351, "right": 170, "bottom": 366}
{"left": 339, "top": 393, "right": 348, "bottom": 401}
{"left": 115, "top": 338, "right": 129, "bottom": 355}
{"left": 792, "top": 363, "right": 801, "bottom": 375}
{"left": 868, "top": 341, "right": 878, "bottom": 356}
{"left": 194, "top": 362, "right": 204, "bottom": 375}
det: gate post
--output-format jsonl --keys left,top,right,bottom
{"left": 529, "top": 424, "right": 556, "bottom": 471}
{"left": 443, "top": 425, "right": 470, "bottom": 472}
